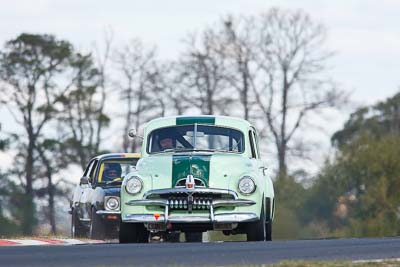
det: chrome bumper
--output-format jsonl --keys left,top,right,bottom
{"left": 123, "top": 197, "right": 257, "bottom": 224}
{"left": 96, "top": 210, "right": 121, "bottom": 220}
{"left": 122, "top": 212, "right": 258, "bottom": 223}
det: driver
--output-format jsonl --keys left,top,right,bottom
{"left": 103, "top": 163, "right": 122, "bottom": 182}
{"left": 159, "top": 137, "right": 174, "bottom": 150}
{"left": 158, "top": 132, "right": 176, "bottom": 151}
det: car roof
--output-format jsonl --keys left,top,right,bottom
{"left": 143, "top": 115, "right": 253, "bottom": 134}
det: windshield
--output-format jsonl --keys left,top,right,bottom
{"left": 148, "top": 125, "right": 244, "bottom": 153}
{"left": 97, "top": 159, "right": 137, "bottom": 184}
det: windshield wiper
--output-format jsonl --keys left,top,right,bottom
{"left": 157, "top": 148, "right": 216, "bottom": 153}
{"left": 173, "top": 148, "right": 216, "bottom": 153}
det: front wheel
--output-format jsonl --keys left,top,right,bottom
{"left": 265, "top": 219, "right": 272, "bottom": 241}
{"left": 119, "top": 222, "right": 149, "bottom": 243}
{"left": 71, "top": 208, "right": 87, "bottom": 238}
{"left": 246, "top": 202, "right": 267, "bottom": 241}
{"left": 90, "top": 207, "right": 105, "bottom": 240}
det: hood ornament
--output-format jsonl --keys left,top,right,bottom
{"left": 185, "top": 174, "right": 195, "bottom": 189}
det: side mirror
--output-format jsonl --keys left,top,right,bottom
{"left": 259, "top": 166, "right": 268, "bottom": 176}
{"left": 128, "top": 128, "right": 137, "bottom": 138}
{"left": 128, "top": 128, "right": 143, "bottom": 139}
{"left": 80, "top": 176, "right": 90, "bottom": 185}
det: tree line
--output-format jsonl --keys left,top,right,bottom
{"left": 3, "top": 7, "right": 388, "bottom": 239}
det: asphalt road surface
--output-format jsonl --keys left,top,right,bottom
{"left": 2, "top": 237, "right": 400, "bottom": 267}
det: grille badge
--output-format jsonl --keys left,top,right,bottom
{"left": 186, "top": 174, "right": 195, "bottom": 189}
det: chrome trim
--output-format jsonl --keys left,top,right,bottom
{"left": 123, "top": 192, "right": 256, "bottom": 224}
{"left": 210, "top": 205, "right": 215, "bottom": 222}
{"left": 122, "top": 213, "right": 258, "bottom": 223}
{"left": 126, "top": 198, "right": 255, "bottom": 208}
{"left": 212, "top": 199, "right": 255, "bottom": 207}
{"left": 164, "top": 205, "right": 169, "bottom": 222}
{"left": 214, "top": 213, "right": 258, "bottom": 223}
{"left": 126, "top": 199, "right": 168, "bottom": 206}
{"left": 96, "top": 210, "right": 121, "bottom": 215}
{"left": 143, "top": 188, "right": 238, "bottom": 199}
{"left": 175, "top": 178, "right": 206, "bottom": 187}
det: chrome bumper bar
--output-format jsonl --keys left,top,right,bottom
{"left": 122, "top": 213, "right": 258, "bottom": 223}
{"left": 124, "top": 198, "right": 257, "bottom": 224}
{"left": 142, "top": 188, "right": 239, "bottom": 199}
{"left": 96, "top": 210, "right": 121, "bottom": 215}
{"left": 96, "top": 210, "right": 121, "bottom": 220}
{"left": 125, "top": 198, "right": 255, "bottom": 208}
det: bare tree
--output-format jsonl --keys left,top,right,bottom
{"left": 57, "top": 52, "right": 108, "bottom": 170}
{"left": 152, "top": 62, "right": 190, "bottom": 116}
{"left": 114, "top": 39, "right": 162, "bottom": 152}
{"left": 253, "top": 9, "right": 344, "bottom": 179}
{"left": 178, "top": 29, "right": 233, "bottom": 115}
{"left": 221, "top": 16, "right": 262, "bottom": 121}
{"left": 93, "top": 28, "right": 113, "bottom": 153}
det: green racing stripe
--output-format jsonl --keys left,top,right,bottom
{"left": 172, "top": 154, "right": 211, "bottom": 187}
{"left": 176, "top": 116, "right": 215, "bottom": 125}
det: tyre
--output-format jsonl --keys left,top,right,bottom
{"left": 90, "top": 207, "right": 105, "bottom": 240}
{"left": 246, "top": 202, "right": 266, "bottom": 241}
{"left": 184, "top": 232, "right": 203, "bottom": 242}
{"left": 265, "top": 219, "right": 272, "bottom": 241}
{"left": 265, "top": 198, "right": 272, "bottom": 241}
{"left": 165, "top": 232, "right": 180, "bottom": 242}
{"left": 119, "top": 222, "right": 149, "bottom": 243}
{"left": 71, "top": 208, "right": 87, "bottom": 238}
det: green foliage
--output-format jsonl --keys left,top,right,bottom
{"left": 272, "top": 175, "right": 314, "bottom": 240}
{"left": 332, "top": 92, "right": 400, "bottom": 146}
{"left": 0, "top": 171, "right": 25, "bottom": 236}
{"left": 307, "top": 134, "right": 400, "bottom": 238}
{"left": 0, "top": 33, "right": 72, "bottom": 83}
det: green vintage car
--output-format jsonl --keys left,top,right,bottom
{"left": 120, "top": 116, "right": 275, "bottom": 243}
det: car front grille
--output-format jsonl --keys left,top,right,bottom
{"left": 167, "top": 197, "right": 212, "bottom": 210}
{"left": 143, "top": 188, "right": 237, "bottom": 212}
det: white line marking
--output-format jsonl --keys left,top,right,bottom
{"left": 56, "top": 239, "right": 86, "bottom": 245}
{"left": 7, "top": 239, "right": 50, "bottom": 246}
{"left": 353, "top": 258, "right": 400, "bottom": 263}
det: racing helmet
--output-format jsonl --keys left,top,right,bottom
{"left": 103, "top": 163, "right": 122, "bottom": 181}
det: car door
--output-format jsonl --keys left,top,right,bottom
{"left": 78, "top": 159, "right": 98, "bottom": 222}
{"left": 72, "top": 159, "right": 94, "bottom": 217}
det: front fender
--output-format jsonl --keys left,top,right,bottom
{"left": 91, "top": 187, "right": 105, "bottom": 210}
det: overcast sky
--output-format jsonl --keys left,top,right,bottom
{"left": 1, "top": 0, "right": 399, "bottom": 105}
{"left": 0, "top": 0, "right": 399, "bottom": 172}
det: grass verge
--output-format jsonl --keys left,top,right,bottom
{"left": 230, "top": 260, "right": 400, "bottom": 267}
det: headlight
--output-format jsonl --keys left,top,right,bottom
{"left": 125, "top": 176, "right": 143, "bottom": 194}
{"left": 105, "top": 196, "right": 120, "bottom": 210}
{"left": 238, "top": 176, "right": 256, "bottom": 195}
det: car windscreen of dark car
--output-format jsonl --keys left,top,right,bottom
{"left": 148, "top": 125, "right": 244, "bottom": 153}
{"left": 97, "top": 159, "right": 137, "bottom": 184}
